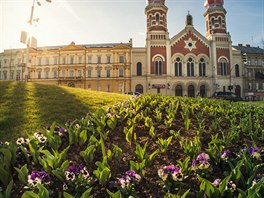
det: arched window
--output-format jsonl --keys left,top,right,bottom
{"left": 154, "top": 57, "right": 163, "bottom": 75}
{"left": 235, "top": 64, "right": 240, "bottom": 77}
{"left": 188, "top": 85, "right": 195, "bottom": 97}
{"left": 156, "top": 14, "right": 160, "bottom": 24}
{"left": 175, "top": 57, "right": 182, "bottom": 76}
{"left": 211, "top": 18, "right": 215, "bottom": 27}
{"left": 187, "top": 57, "right": 194, "bottom": 76}
{"left": 199, "top": 58, "right": 206, "bottom": 76}
{"left": 200, "top": 85, "right": 206, "bottom": 98}
{"left": 137, "top": 62, "right": 142, "bottom": 76}
{"left": 135, "top": 84, "right": 143, "bottom": 94}
{"left": 235, "top": 85, "right": 241, "bottom": 97}
{"left": 220, "top": 58, "right": 227, "bottom": 76}
{"left": 218, "top": 16, "right": 222, "bottom": 27}
{"left": 175, "top": 85, "right": 183, "bottom": 96}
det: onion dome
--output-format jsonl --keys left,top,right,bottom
{"left": 204, "top": 0, "right": 224, "bottom": 8}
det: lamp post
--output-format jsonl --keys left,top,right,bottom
{"left": 20, "top": 0, "right": 52, "bottom": 81}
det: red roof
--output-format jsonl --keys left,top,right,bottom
{"left": 148, "top": 0, "right": 165, "bottom": 4}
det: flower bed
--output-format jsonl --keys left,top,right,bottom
{"left": 0, "top": 95, "right": 264, "bottom": 197}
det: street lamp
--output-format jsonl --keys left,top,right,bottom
{"left": 20, "top": 0, "right": 52, "bottom": 81}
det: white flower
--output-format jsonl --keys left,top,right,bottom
{"left": 63, "top": 183, "right": 68, "bottom": 191}
{"left": 252, "top": 152, "right": 261, "bottom": 160}
{"left": 65, "top": 171, "right": 75, "bottom": 181}
{"left": 80, "top": 167, "right": 90, "bottom": 180}
{"left": 158, "top": 169, "right": 168, "bottom": 181}
{"left": 16, "top": 137, "right": 25, "bottom": 145}
{"left": 118, "top": 178, "right": 126, "bottom": 189}
{"left": 172, "top": 172, "right": 183, "bottom": 181}
{"left": 34, "top": 132, "right": 42, "bottom": 138}
{"left": 38, "top": 135, "right": 47, "bottom": 143}
{"left": 28, "top": 176, "right": 41, "bottom": 188}
{"left": 134, "top": 174, "right": 141, "bottom": 182}
{"left": 198, "top": 161, "right": 210, "bottom": 169}
{"left": 24, "top": 138, "right": 30, "bottom": 144}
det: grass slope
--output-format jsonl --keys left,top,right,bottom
{"left": 0, "top": 81, "right": 130, "bottom": 141}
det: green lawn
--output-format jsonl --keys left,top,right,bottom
{"left": 0, "top": 81, "right": 130, "bottom": 141}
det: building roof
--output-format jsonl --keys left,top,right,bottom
{"left": 232, "top": 44, "right": 264, "bottom": 55}
{"left": 36, "top": 42, "right": 132, "bottom": 50}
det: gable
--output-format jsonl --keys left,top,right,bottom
{"left": 170, "top": 28, "right": 210, "bottom": 56}
{"left": 60, "top": 42, "right": 85, "bottom": 51}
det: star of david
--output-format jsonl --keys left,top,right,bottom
{"left": 184, "top": 38, "right": 197, "bottom": 51}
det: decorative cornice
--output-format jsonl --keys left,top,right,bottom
{"left": 145, "top": 4, "right": 168, "bottom": 13}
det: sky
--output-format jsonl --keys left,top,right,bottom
{"left": 0, "top": 0, "right": 263, "bottom": 53}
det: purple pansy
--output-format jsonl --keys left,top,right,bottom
{"left": 27, "top": 171, "right": 50, "bottom": 188}
{"left": 192, "top": 152, "right": 210, "bottom": 170}
{"left": 158, "top": 165, "right": 183, "bottom": 182}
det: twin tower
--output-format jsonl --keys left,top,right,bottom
{"left": 132, "top": 0, "right": 236, "bottom": 97}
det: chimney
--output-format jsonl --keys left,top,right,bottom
{"left": 246, "top": 44, "right": 250, "bottom": 47}
{"left": 238, "top": 44, "right": 243, "bottom": 47}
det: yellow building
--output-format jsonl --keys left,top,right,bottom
{"left": 0, "top": 49, "right": 24, "bottom": 81}
{"left": 1, "top": 40, "right": 132, "bottom": 94}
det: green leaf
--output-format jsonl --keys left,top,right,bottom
{"left": 99, "top": 167, "right": 111, "bottom": 186}
{"left": 0, "top": 166, "right": 11, "bottom": 186}
{"left": 21, "top": 191, "right": 40, "bottom": 198}
{"left": 52, "top": 160, "right": 69, "bottom": 181}
{"left": 199, "top": 176, "right": 220, "bottom": 197}
{"left": 146, "top": 149, "right": 159, "bottom": 166}
{"left": 0, "top": 148, "right": 12, "bottom": 167}
{"left": 237, "top": 188, "right": 247, "bottom": 198}
{"left": 135, "top": 142, "right": 147, "bottom": 161}
{"left": 219, "top": 174, "right": 232, "bottom": 193}
{"left": 4, "top": 180, "right": 13, "bottom": 198}
{"left": 144, "top": 117, "right": 153, "bottom": 128}
{"left": 63, "top": 192, "right": 74, "bottom": 198}
{"left": 149, "top": 126, "right": 155, "bottom": 138}
{"left": 93, "top": 169, "right": 100, "bottom": 179}
{"left": 181, "top": 189, "right": 191, "bottom": 198}
{"left": 79, "top": 130, "right": 88, "bottom": 146}
{"left": 107, "top": 149, "right": 113, "bottom": 161}
{"left": 80, "top": 145, "right": 96, "bottom": 162}
{"left": 106, "top": 189, "right": 122, "bottom": 198}
{"left": 28, "top": 140, "right": 39, "bottom": 163}
{"left": 107, "top": 118, "right": 117, "bottom": 130}
{"left": 14, "top": 164, "right": 28, "bottom": 185}
{"left": 37, "top": 184, "right": 49, "bottom": 198}
{"left": 20, "top": 146, "right": 30, "bottom": 163}
{"left": 81, "top": 187, "right": 93, "bottom": 198}
{"left": 112, "top": 144, "right": 122, "bottom": 160}
{"left": 247, "top": 178, "right": 264, "bottom": 197}
{"left": 125, "top": 126, "right": 134, "bottom": 144}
